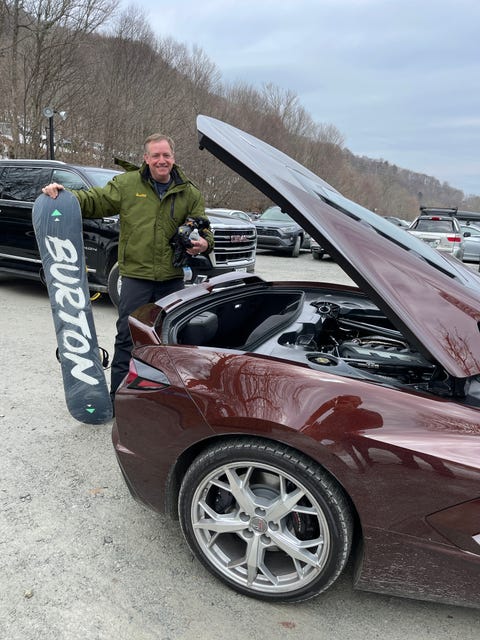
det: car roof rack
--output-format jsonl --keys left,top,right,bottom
{"left": 420, "top": 206, "right": 458, "bottom": 216}
{"left": 420, "top": 206, "right": 480, "bottom": 222}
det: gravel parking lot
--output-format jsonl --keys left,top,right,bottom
{"left": 1, "top": 249, "right": 479, "bottom": 640}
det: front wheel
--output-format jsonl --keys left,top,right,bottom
{"left": 179, "top": 440, "right": 353, "bottom": 602}
{"left": 291, "top": 235, "right": 302, "bottom": 257}
{"left": 107, "top": 262, "right": 121, "bottom": 307}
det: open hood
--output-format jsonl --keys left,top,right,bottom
{"left": 197, "top": 115, "right": 480, "bottom": 378}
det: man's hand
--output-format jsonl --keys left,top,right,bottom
{"left": 42, "top": 183, "right": 65, "bottom": 198}
{"left": 187, "top": 236, "right": 208, "bottom": 256}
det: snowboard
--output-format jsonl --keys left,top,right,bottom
{"left": 33, "top": 190, "right": 113, "bottom": 424}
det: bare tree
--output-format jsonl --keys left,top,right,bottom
{"left": 0, "top": 0, "right": 473, "bottom": 210}
{"left": 83, "top": 5, "right": 159, "bottom": 165}
{"left": 1, "top": 0, "right": 117, "bottom": 157}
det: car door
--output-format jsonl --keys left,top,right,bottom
{"left": 0, "top": 165, "right": 53, "bottom": 266}
{"left": 460, "top": 224, "right": 480, "bottom": 262}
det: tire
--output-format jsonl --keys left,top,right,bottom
{"left": 291, "top": 235, "right": 301, "bottom": 258}
{"left": 107, "top": 262, "right": 121, "bottom": 307}
{"left": 178, "top": 439, "right": 353, "bottom": 602}
{"left": 312, "top": 251, "right": 324, "bottom": 260}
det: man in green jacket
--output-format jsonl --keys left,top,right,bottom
{"left": 42, "top": 133, "right": 214, "bottom": 408}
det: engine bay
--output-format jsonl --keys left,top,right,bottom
{"left": 173, "top": 285, "right": 442, "bottom": 390}
{"left": 262, "top": 297, "right": 437, "bottom": 387}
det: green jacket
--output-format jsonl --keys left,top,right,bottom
{"left": 73, "top": 163, "right": 213, "bottom": 281}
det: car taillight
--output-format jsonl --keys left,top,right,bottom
{"left": 125, "top": 358, "right": 170, "bottom": 390}
{"left": 447, "top": 236, "right": 461, "bottom": 242}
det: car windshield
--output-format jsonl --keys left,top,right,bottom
{"left": 232, "top": 211, "right": 251, "bottom": 221}
{"left": 261, "top": 206, "right": 294, "bottom": 222}
{"left": 222, "top": 210, "right": 250, "bottom": 221}
{"left": 413, "top": 218, "right": 456, "bottom": 233}
{"left": 83, "top": 168, "right": 121, "bottom": 187}
{"left": 462, "top": 224, "right": 480, "bottom": 236}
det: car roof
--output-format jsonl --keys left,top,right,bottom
{"left": 414, "top": 214, "right": 459, "bottom": 222}
{"left": 0, "top": 159, "right": 76, "bottom": 167}
{"left": 205, "top": 207, "right": 251, "bottom": 219}
{"left": 0, "top": 158, "right": 119, "bottom": 173}
{"left": 461, "top": 222, "right": 480, "bottom": 228}
{"left": 206, "top": 207, "right": 246, "bottom": 214}
{"left": 204, "top": 208, "right": 254, "bottom": 227}
{"left": 197, "top": 115, "right": 480, "bottom": 377}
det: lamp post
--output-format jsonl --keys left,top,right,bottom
{"left": 42, "top": 107, "right": 67, "bottom": 160}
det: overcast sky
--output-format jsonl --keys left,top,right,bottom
{"left": 120, "top": 0, "right": 480, "bottom": 196}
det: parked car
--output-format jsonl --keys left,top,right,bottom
{"left": 420, "top": 206, "right": 480, "bottom": 225}
{"left": 200, "top": 209, "right": 257, "bottom": 276}
{"left": 418, "top": 207, "right": 480, "bottom": 264}
{"left": 0, "top": 160, "right": 257, "bottom": 304}
{"left": 310, "top": 236, "right": 328, "bottom": 260}
{"left": 205, "top": 207, "right": 252, "bottom": 222}
{"left": 0, "top": 159, "right": 123, "bottom": 303}
{"left": 407, "top": 213, "right": 464, "bottom": 259}
{"left": 254, "top": 205, "right": 310, "bottom": 257}
{"left": 460, "top": 222, "right": 480, "bottom": 262}
{"left": 112, "top": 115, "right": 480, "bottom": 608}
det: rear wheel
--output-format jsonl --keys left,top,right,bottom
{"left": 179, "top": 440, "right": 353, "bottom": 602}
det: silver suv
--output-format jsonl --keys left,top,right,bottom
{"left": 204, "top": 208, "right": 257, "bottom": 274}
{"left": 407, "top": 214, "right": 465, "bottom": 260}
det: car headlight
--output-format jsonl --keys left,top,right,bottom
{"left": 279, "top": 226, "right": 298, "bottom": 235}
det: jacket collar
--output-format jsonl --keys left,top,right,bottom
{"left": 140, "top": 162, "right": 186, "bottom": 187}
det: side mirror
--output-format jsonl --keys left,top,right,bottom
{"left": 463, "top": 231, "right": 471, "bottom": 238}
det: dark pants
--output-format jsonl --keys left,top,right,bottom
{"left": 110, "top": 276, "right": 184, "bottom": 395}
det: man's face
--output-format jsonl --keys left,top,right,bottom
{"left": 144, "top": 139, "right": 175, "bottom": 183}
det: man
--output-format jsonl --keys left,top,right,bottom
{"left": 42, "top": 134, "right": 213, "bottom": 408}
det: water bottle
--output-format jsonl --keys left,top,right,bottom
{"left": 183, "top": 265, "right": 193, "bottom": 283}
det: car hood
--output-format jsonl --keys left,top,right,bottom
{"left": 197, "top": 115, "right": 480, "bottom": 378}
{"left": 207, "top": 211, "right": 254, "bottom": 228}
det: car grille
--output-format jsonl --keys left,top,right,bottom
{"left": 257, "top": 227, "right": 281, "bottom": 238}
{"left": 211, "top": 227, "right": 257, "bottom": 266}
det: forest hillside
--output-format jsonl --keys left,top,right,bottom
{"left": 1, "top": 0, "right": 478, "bottom": 219}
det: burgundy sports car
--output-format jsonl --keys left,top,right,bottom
{"left": 112, "top": 116, "right": 480, "bottom": 607}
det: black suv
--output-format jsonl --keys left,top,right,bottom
{"left": 0, "top": 160, "right": 257, "bottom": 304}
{"left": 0, "top": 159, "right": 123, "bottom": 303}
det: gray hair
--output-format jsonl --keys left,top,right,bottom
{"left": 143, "top": 134, "right": 175, "bottom": 155}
